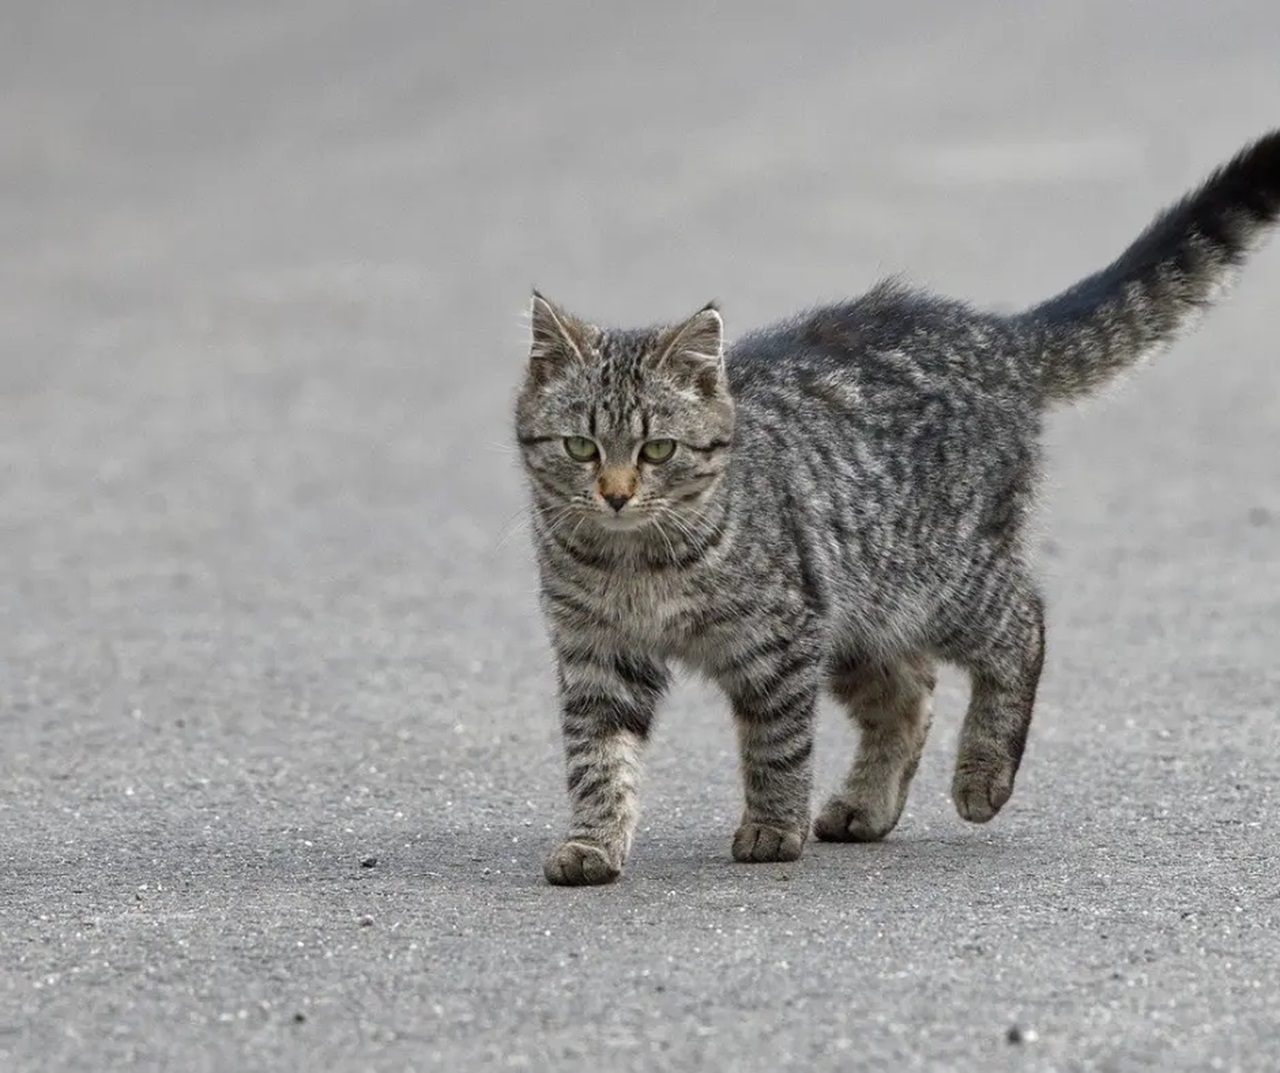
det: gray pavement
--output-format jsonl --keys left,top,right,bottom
{"left": 3, "top": 2, "right": 1280, "bottom": 1070}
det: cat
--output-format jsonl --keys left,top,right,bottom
{"left": 514, "top": 130, "right": 1280, "bottom": 885}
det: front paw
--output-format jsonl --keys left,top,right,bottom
{"left": 731, "top": 821, "right": 806, "bottom": 863}
{"left": 544, "top": 840, "right": 622, "bottom": 886}
{"left": 814, "top": 796, "right": 896, "bottom": 842}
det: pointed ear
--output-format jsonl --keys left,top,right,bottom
{"left": 652, "top": 302, "right": 725, "bottom": 398}
{"left": 528, "top": 290, "right": 593, "bottom": 384}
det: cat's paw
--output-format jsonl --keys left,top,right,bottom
{"left": 813, "top": 796, "right": 896, "bottom": 842}
{"left": 731, "top": 821, "right": 806, "bottom": 863}
{"left": 544, "top": 840, "right": 621, "bottom": 886}
{"left": 952, "top": 757, "right": 1014, "bottom": 823}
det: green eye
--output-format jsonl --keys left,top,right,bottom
{"left": 563, "top": 436, "right": 599, "bottom": 462}
{"left": 639, "top": 439, "right": 676, "bottom": 464}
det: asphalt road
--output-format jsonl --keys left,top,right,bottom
{"left": 3, "top": 3, "right": 1280, "bottom": 1071}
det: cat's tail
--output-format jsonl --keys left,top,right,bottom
{"left": 1021, "top": 129, "right": 1280, "bottom": 404}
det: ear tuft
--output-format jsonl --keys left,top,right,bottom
{"left": 653, "top": 304, "right": 725, "bottom": 398}
{"left": 528, "top": 291, "right": 591, "bottom": 383}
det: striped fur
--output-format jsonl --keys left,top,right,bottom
{"left": 517, "top": 130, "right": 1280, "bottom": 885}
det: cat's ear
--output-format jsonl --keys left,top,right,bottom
{"left": 652, "top": 302, "right": 725, "bottom": 398}
{"left": 528, "top": 290, "right": 592, "bottom": 384}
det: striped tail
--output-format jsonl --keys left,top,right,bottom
{"left": 1022, "top": 129, "right": 1280, "bottom": 404}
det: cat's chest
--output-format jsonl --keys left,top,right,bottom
{"left": 584, "top": 568, "right": 715, "bottom": 652}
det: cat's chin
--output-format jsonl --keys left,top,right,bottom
{"left": 591, "top": 511, "right": 653, "bottom": 534}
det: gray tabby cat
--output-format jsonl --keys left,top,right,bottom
{"left": 514, "top": 130, "right": 1280, "bottom": 886}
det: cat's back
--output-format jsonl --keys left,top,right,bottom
{"left": 725, "top": 279, "right": 1031, "bottom": 408}
{"left": 721, "top": 281, "right": 1043, "bottom": 538}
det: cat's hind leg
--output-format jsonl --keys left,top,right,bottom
{"left": 947, "top": 582, "right": 1045, "bottom": 823}
{"left": 814, "top": 651, "right": 937, "bottom": 842}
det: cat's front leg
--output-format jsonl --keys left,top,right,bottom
{"left": 717, "top": 635, "right": 821, "bottom": 864}
{"left": 544, "top": 644, "right": 670, "bottom": 886}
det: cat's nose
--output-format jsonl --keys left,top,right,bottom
{"left": 603, "top": 492, "right": 632, "bottom": 512}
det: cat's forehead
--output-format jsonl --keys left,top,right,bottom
{"left": 594, "top": 328, "right": 656, "bottom": 383}
{"left": 586, "top": 329, "right": 658, "bottom": 412}
{"left": 529, "top": 324, "right": 712, "bottom": 436}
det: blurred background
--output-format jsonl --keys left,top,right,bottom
{"left": 3, "top": 2, "right": 1279, "bottom": 1070}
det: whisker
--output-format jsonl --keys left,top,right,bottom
{"left": 493, "top": 504, "right": 533, "bottom": 546}
{"left": 651, "top": 513, "right": 679, "bottom": 565}
{"left": 494, "top": 511, "right": 545, "bottom": 555}
{"left": 494, "top": 498, "right": 579, "bottom": 554}
{"left": 565, "top": 509, "right": 591, "bottom": 551}
{"left": 657, "top": 503, "right": 699, "bottom": 543}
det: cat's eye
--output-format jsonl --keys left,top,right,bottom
{"left": 563, "top": 436, "right": 600, "bottom": 462}
{"left": 639, "top": 439, "right": 677, "bottom": 464}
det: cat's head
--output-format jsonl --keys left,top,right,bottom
{"left": 514, "top": 292, "right": 735, "bottom": 538}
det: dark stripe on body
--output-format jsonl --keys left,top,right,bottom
{"left": 550, "top": 530, "right": 613, "bottom": 570}
{"left": 612, "top": 653, "right": 669, "bottom": 696}
{"left": 733, "top": 653, "right": 817, "bottom": 716}
{"left": 542, "top": 584, "right": 603, "bottom": 624}
{"left": 563, "top": 690, "right": 653, "bottom": 739}
{"left": 651, "top": 522, "right": 729, "bottom": 570}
